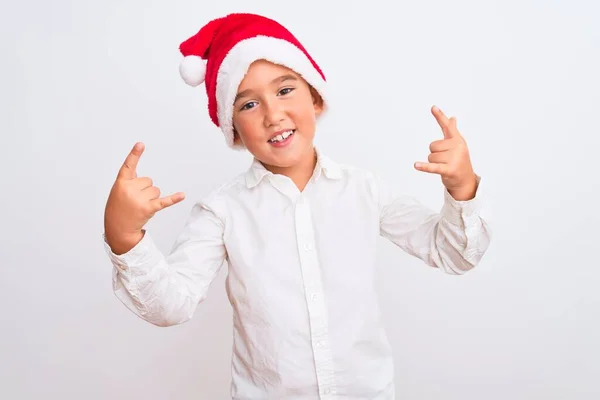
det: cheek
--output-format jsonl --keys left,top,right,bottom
{"left": 234, "top": 116, "right": 264, "bottom": 144}
{"left": 296, "top": 107, "right": 318, "bottom": 129}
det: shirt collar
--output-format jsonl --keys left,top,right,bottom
{"left": 245, "top": 146, "right": 342, "bottom": 189}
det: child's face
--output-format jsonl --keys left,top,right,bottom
{"left": 232, "top": 60, "right": 323, "bottom": 169}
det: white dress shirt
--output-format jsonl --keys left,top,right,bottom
{"left": 103, "top": 148, "right": 491, "bottom": 399}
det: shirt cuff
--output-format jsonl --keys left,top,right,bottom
{"left": 102, "top": 230, "right": 162, "bottom": 276}
{"left": 441, "top": 174, "right": 483, "bottom": 228}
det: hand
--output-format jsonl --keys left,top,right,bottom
{"left": 104, "top": 142, "right": 185, "bottom": 254}
{"left": 414, "top": 106, "right": 478, "bottom": 200}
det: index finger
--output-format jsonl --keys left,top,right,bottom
{"left": 118, "top": 142, "right": 144, "bottom": 179}
{"left": 431, "top": 106, "right": 457, "bottom": 139}
{"left": 431, "top": 105, "right": 449, "bottom": 127}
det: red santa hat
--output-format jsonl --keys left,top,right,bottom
{"left": 178, "top": 13, "right": 328, "bottom": 149}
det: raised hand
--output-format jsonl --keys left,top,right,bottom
{"left": 104, "top": 142, "right": 185, "bottom": 254}
{"left": 414, "top": 106, "right": 478, "bottom": 201}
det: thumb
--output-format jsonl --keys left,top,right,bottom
{"left": 151, "top": 192, "right": 186, "bottom": 212}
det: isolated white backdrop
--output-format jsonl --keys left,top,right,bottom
{"left": 1, "top": 0, "right": 598, "bottom": 399}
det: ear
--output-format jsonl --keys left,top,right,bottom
{"left": 232, "top": 126, "right": 243, "bottom": 146}
{"left": 310, "top": 86, "right": 324, "bottom": 116}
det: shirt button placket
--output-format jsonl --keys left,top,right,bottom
{"left": 294, "top": 198, "right": 337, "bottom": 398}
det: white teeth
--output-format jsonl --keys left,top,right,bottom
{"left": 269, "top": 130, "right": 294, "bottom": 143}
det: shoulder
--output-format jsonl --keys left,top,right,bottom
{"left": 326, "top": 156, "right": 381, "bottom": 186}
{"left": 325, "top": 156, "right": 404, "bottom": 206}
{"left": 321, "top": 156, "right": 384, "bottom": 202}
{"left": 189, "top": 173, "right": 247, "bottom": 216}
{"left": 202, "top": 173, "right": 247, "bottom": 202}
{"left": 339, "top": 163, "right": 378, "bottom": 180}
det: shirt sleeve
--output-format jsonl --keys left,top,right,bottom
{"left": 378, "top": 174, "right": 492, "bottom": 274}
{"left": 103, "top": 201, "right": 227, "bottom": 327}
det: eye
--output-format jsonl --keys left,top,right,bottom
{"left": 278, "top": 87, "right": 294, "bottom": 96}
{"left": 240, "top": 101, "right": 257, "bottom": 111}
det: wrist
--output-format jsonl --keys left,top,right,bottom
{"left": 448, "top": 174, "right": 478, "bottom": 201}
{"left": 105, "top": 230, "right": 144, "bottom": 255}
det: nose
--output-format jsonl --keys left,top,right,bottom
{"left": 263, "top": 98, "right": 285, "bottom": 128}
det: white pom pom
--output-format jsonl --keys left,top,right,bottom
{"left": 179, "top": 56, "right": 206, "bottom": 87}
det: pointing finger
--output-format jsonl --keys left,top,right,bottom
{"left": 118, "top": 142, "right": 144, "bottom": 180}
{"left": 431, "top": 106, "right": 452, "bottom": 139}
{"left": 431, "top": 105, "right": 449, "bottom": 128}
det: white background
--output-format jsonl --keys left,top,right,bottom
{"left": 1, "top": 0, "right": 599, "bottom": 399}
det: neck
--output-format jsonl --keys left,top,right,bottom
{"left": 264, "top": 146, "right": 317, "bottom": 191}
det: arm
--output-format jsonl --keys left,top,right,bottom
{"left": 103, "top": 201, "right": 227, "bottom": 327}
{"left": 380, "top": 105, "right": 492, "bottom": 273}
{"left": 379, "top": 174, "right": 491, "bottom": 274}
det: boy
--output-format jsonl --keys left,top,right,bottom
{"left": 103, "top": 13, "right": 491, "bottom": 400}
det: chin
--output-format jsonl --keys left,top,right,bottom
{"left": 263, "top": 153, "right": 302, "bottom": 168}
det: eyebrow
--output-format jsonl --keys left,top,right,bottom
{"left": 234, "top": 74, "right": 298, "bottom": 103}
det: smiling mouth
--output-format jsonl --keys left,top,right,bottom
{"left": 268, "top": 130, "right": 295, "bottom": 144}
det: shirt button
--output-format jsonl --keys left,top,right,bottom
{"left": 310, "top": 293, "right": 317, "bottom": 301}
{"left": 303, "top": 243, "right": 312, "bottom": 251}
